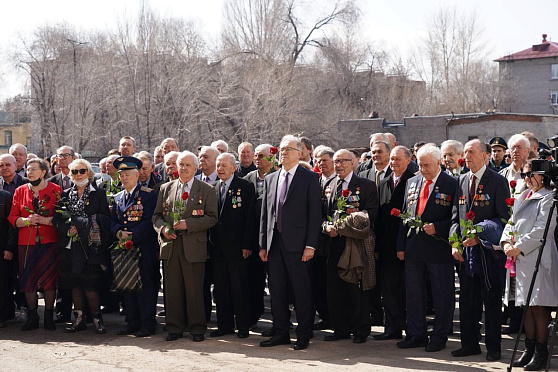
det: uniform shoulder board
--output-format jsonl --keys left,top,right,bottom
{"left": 140, "top": 186, "right": 153, "bottom": 193}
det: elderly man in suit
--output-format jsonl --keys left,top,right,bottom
{"left": 322, "top": 149, "right": 378, "bottom": 344}
{"left": 49, "top": 146, "right": 77, "bottom": 190}
{"left": 450, "top": 139, "right": 510, "bottom": 361}
{"left": 243, "top": 144, "right": 274, "bottom": 327}
{"left": 153, "top": 138, "right": 180, "bottom": 182}
{"left": 208, "top": 153, "right": 256, "bottom": 338}
{"left": 110, "top": 156, "right": 160, "bottom": 337}
{"left": 135, "top": 151, "right": 162, "bottom": 188}
{"left": 259, "top": 135, "right": 321, "bottom": 351}
{"left": 152, "top": 151, "right": 218, "bottom": 342}
{"left": 373, "top": 146, "right": 415, "bottom": 341}
{"left": 395, "top": 145, "right": 458, "bottom": 352}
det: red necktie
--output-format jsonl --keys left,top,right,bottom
{"left": 417, "top": 180, "right": 432, "bottom": 215}
{"left": 469, "top": 175, "right": 476, "bottom": 202}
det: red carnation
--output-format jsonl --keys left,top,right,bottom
{"left": 505, "top": 197, "right": 515, "bottom": 206}
{"left": 510, "top": 180, "right": 517, "bottom": 189}
{"left": 270, "top": 147, "right": 278, "bottom": 155}
{"left": 124, "top": 240, "right": 133, "bottom": 250}
{"left": 181, "top": 192, "right": 189, "bottom": 200}
{"left": 172, "top": 171, "right": 179, "bottom": 179}
{"left": 342, "top": 189, "right": 350, "bottom": 198}
{"left": 391, "top": 208, "right": 401, "bottom": 217}
{"left": 458, "top": 159, "right": 466, "bottom": 167}
{"left": 466, "top": 211, "right": 475, "bottom": 221}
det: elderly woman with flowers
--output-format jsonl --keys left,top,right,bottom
{"left": 53, "top": 159, "right": 111, "bottom": 334}
{"left": 500, "top": 160, "right": 558, "bottom": 370}
{"left": 8, "top": 158, "right": 61, "bottom": 331}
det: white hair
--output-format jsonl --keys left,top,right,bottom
{"left": 211, "top": 140, "right": 229, "bottom": 152}
{"left": 217, "top": 152, "right": 236, "bottom": 167}
{"left": 177, "top": 151, "right": 199, "bottom": 168}
{"left": 164, "top": 151, "right": 180, "bottom": 163}
{"left": 280, "top": 135, "right": 302, "bottom": 150}
{"left": 508, "top": 134, "right": 530, "bottom": 150}
{"left": 416, "top": 144, "right": 442, "bottom": 161}
{"left": 441, "top": 140, "right": 464, "bottom": 154}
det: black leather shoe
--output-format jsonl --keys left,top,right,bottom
{"left": 166, "top": 333, "right": 183, "bottom": 341}
{"left": 260, "top": 334, "right": 291, "bottom": 347}
{"left": 293, "top": 337, "right": 309, "bottom": 350}
{"left": 373, "top": 332, "right": 402, "bottom": 340}
{"left": 396, "top": 337, "right": 428, "bottom": 349}
{"left": 451, "top": 347, "right": 482, "bottom": 357}
{"left": 486, "top": 351, "right": 501, "bottom": 361}
{"left": 116, "top": 325, "right": 140, "bottom": 335}
{"left": 324, "top": 333, "right": 351, "bottom": 341}
{"left": 261, "top": 327, "right": 276, "bottom": 337}
{"left": 136, "top": 328, "right": 154, "bottom": 337}
{"left": 425, "top": 341, "right": 446, "bottom": 352}
{"left": 353, "top": 336, "right": 367, "bottom": 344}
{"left": 210, "top": 329, "right": 235, "bottom": 337}
{"left": 54, "top": 315, "right": 70, "bottom": 324}
{"left": 313, "top": 321, "right": 330, "bottom": 330}
{"left": 192, "top": 334, "right": 205, "bottom": 342}
{"left": 237, "top": 330, "right": 249, "bottom": 338}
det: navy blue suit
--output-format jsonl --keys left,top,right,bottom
{"left": 110, "top": 183, "right": 160, "bottom": 332}
{"left": 259, "top": 165, "right": 321, "bottom": 339}
{"left": 450, "top": 166, "right": 509, "bottom": 353}
{"left": 397, "top": 171, "right": 457, "bottom": 344}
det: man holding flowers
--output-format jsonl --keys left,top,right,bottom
{"left": 322, "top": 149, "right": 378, "bottom": 344}
{"left": 394, "top": 145, "right": 457, "bottom": 352}
{"left": 152, "top": 151, "right": 218, "bottom": 342}
{"left": 450, "top": 139, "right": 510, "bottom": 361}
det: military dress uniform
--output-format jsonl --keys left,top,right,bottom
{"left": 110, "top": 160, "right": 160, "bottom": 336}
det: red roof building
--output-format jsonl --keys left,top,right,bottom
{"left": 495, "top": 34, "right": 558, "bottom": 114}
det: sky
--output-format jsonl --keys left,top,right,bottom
{"left": 0, "top": 0, "right": 555, "bottom": 100}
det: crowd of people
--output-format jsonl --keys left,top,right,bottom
{"left": 0, "top": 131, "right": 556, "bottom": 370}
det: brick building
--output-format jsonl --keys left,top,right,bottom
{"left": 338, "top": 112, "right": 558, "bottom": 149}
{"left": 495, "top": 34, "right": 558, "bottom": 114}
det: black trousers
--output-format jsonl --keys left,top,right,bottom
{"left": 246, "top": 252, "right": 265, "bottom": 325}
{"left": 326, "top": 240, "right": 370, "bottom": 338}
{"left": 0, "top": 258, "right": 15, "bottom": 322}
{"left": 268, "top": 230, "right": 313, "bottom": 338}
{"left": 406, "top": 260, "right": 454, "bottom": 343}
{"left": 124, "top": 249, "right": 160, "bottom": 331}
{"left": 459, "top": 272, "right": 502, "bottom": 353}
{"left": 379, "top": 260, "right": 405, "bottom": 335}
{"left": 213, "top": 256, "right": 250, "bottom": 332}
{"left": 203, "top": 258, "right": 214, "bottom": 322}
{"left": 311, "top": 254, "right": 330, "bottom": 324}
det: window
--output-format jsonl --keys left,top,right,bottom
{"left": 551, "top": 90, "right": 558, "bottom": 105}
{"left": 4, "top": 131, "right": 12, "bottom": 147}
{"left": 552, "top": 64, "right": 558, "bottom": 79}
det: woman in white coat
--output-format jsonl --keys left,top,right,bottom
{"left": 501, "top": 160, "right": 558, "bottom": 371}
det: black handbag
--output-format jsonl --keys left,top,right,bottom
{"left": 110, "top": 246, "right": 143, "bottom": 293}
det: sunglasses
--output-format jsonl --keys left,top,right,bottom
{"left": 520, "top": 171, "right": 533, "bottom": 179}
{"left": 71, "top": 169, "right": 87, "bottom": 175}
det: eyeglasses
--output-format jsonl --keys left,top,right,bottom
{"left": 503, "top": 154, "right": 511, "bottom": 159}
{"left": 71, "top": 169, "right": 87, "bottom": 175}
{"left": 279, "top": 147, "right": 298, "bottom": 153}
{"left": 254, "top": 154, "right": 267, "bottom": 159}
{"left": 333, "top": 158, "right": 352, "bottom": 165}
{"left": 56, "top": 153, "right": 72, "bottom": 159}
{"left": 520, "top": 171, "right": 534, "bottom": 179}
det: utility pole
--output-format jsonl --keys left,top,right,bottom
{"left": 65, "top": 38, "right": 88, "bottom": 149}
